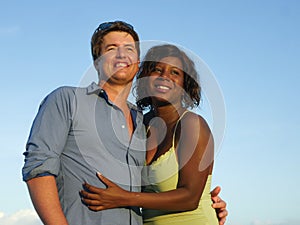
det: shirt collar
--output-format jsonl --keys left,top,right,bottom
{"left": 86, "top": 82, "right": 102, "bottom": 95}
{"left": 86, "top": 82, "right": 139, "bottom": 111}
{"left": 86, "top": 82, "right": 112, "bottom": 105}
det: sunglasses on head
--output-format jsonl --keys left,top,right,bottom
{"left": 96, "top": 21, "right": 134, "bottom": 32}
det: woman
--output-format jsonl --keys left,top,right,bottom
{"left": 81, "top": 44, "right": 223, "bottom": 225}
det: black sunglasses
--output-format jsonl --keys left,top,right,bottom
{"left": 96, "top": 21, "right": 134, "bottom": 32}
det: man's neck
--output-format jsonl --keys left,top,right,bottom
{"left": 98, "top": 80, "right": 132, "bottom": 109}
{"left": 98, "top": 80, "right": 134, "bottom": 136}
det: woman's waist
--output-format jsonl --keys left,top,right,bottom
{"left": 142, "top": 197, "right": 214, "bottom": 221}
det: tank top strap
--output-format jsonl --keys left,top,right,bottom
{"left": 146, "top": 125, "right": 150, "bottom": 133}
{"left": 172, "top": 110, "right": 190, "bottom": 147}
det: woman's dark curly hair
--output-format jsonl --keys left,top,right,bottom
{"left": 135, "top": 44, "right": 201, "bottom": 110}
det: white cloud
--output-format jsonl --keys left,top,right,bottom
{"left": 0, "top": 209, "right": 42, "bottom": 225}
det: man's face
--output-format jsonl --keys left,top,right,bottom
{"left": 95, "top": 31, "right": 139, "bottom": 86}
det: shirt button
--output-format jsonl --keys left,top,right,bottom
{"left": 121, "top": 125, "right": 125, "bottom": 129}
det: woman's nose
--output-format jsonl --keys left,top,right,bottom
{"left": 157, "top": 72, "right": 171, "bottom": 82}
{"left": 159, "top": 70, "right": 171, "bottom": 79}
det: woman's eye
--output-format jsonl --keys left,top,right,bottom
{"left": 171, "top": 70, "right": 180, "bottom": 75}
{"left": 154, "top": 67, "right": 162, "bottom": 73}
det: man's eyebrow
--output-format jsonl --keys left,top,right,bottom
{"left": 104, "top": 43, "right": 117, "bottom": 49}
{"left": 124, "top": 43, "right": 136, "bottom": 48}
{"left": 104, "top": 43, "right": 136, "bottom": 49}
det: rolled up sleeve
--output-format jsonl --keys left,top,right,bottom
{"left": 22, "top": 87, "right": 73, "bottom": 181}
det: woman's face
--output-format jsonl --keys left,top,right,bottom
{"left": 147, "top": 56, "right": 185, "bottom": 106}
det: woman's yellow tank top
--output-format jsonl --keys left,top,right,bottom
{"left": 142, "top": 111, "right": 219, "bottom": 225}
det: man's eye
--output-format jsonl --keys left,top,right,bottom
{"left": 126, "top": 47, "right": 134, "bottom": 51}
{"left": 106, "top": 46, "right": 116, "bottom": 51}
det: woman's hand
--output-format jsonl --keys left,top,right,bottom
{"left": 81, "top": 173, "right": 129, "bottom": 211}
{"left": 211, "top": 186, "right": 228, "bottom": 225}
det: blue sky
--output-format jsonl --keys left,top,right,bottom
{"left": 1, "top": 0, "right": 300, "bottom": 224}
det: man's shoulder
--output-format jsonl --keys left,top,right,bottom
{"left": 127, "top": 101, "right": 139, "bottom": 111}
{"left": 40, "top": 85, "right": 87, "bottom": 106}
{"left": 46, "top": 85, "right": 90, "bottom": 99}
{"left": 51, "top": 85, "right": 82, "bottom": 95}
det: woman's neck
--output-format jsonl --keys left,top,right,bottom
{"left": 152, "top": 103, "right": 186, "bottom": 125}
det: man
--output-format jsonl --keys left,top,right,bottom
{"left": 22, "top": 21, "right": 227, "bottom": 225}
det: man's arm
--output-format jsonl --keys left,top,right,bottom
{"left": 211, "top": 186, "right": 228, "bottom": 225}
{"left": 27, "top": 176, "right": 68, "bottom": 225}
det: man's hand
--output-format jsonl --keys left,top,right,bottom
{"left": 211, "top": 186, "right": 228, "bottom": 225}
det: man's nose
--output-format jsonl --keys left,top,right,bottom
{"left": 116, "top": 47, "right": 126, "bottom": 58}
